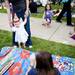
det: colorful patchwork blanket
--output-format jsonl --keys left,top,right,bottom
{"left": 0, "top": 47, "right": 75, "bottom": 75}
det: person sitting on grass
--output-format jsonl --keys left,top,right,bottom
{"left": 11, "top": 13, "right": 28, "bottom": 48}
{"left": 28, "top": 51, "right": 60, "bottom": 75}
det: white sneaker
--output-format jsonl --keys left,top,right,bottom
{"left": 29, "top": 45, "right": 32, "bottom": 48}
{"left": 13, "top": 45, "right": 17, "bottom": 48}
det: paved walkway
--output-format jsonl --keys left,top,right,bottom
{"left": 0, "top": 13, "right": 75, "bottom": 46}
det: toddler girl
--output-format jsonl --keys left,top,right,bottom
{"left": 42, "top": 3, "right": 53, "bottom": 27}
{"left": 12, "top": 13, "right": 28, "bottom": 48}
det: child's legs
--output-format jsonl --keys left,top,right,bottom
{"left": 46, "top": 19, "right": 51, "bottom": 26}
{"left": 18, "top": 42, "right": 21, "bottom": 48}
{"left": 21, "top": 41, "right": 26, "bottom": 48}
{"left": 22, "top": 43, "right": 25, "bottom": 48}
{"left": 42, "top": 19, "right": 48, "bottom": 25}
{"left": 46, "top": 19, "right": 51, "bottom": 28}
{"left": 47, "top": 18, "right": 51, "bottom": 24}
{"left": 18, "top": 42, "right": 25, "bottom": 48}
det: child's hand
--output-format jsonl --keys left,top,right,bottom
{"left": 20, "top": 18, "right": 27, "bottom": 26}
{"left": 9, "top": 20, "right": 13, "bottom": 27}
{"left": 24, "top": 17, "right": 27, "bottom": 25}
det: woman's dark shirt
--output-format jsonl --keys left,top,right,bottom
{"left": 9, "top": 0, "right": 26, "bottom": 12}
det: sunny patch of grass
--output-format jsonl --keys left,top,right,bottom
{"left": 0, "top": 30, "right": 75, "bottom": 58}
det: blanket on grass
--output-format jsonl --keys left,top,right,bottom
{"left": 0, "top": 47, "right": 75, "bottom": 75}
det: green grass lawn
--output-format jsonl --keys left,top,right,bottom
{"left": 0, "top": 30, "right": 75, "bottom": 58}
{"left": 0, "top": 8, "right": 7, "bottom": 13}
{"left": 0, "top": 30, "right": 12, "bottom": 47}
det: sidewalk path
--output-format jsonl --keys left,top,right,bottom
{"left": 0, "top": 13, "right": 75, "bottom": 46}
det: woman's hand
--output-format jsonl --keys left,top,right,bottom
{"left": 25, "top": 9, "right": 30, "bottom": 17}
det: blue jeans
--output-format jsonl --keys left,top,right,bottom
{"left": 12, "top": 9, "right": 32, "bottom": 46}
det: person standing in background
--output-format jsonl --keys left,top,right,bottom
{"left": 29, "top": 0, "right": 37, "bottom": 13}
{"left": 56, "top": 0, "right": 73, "bottom": 26}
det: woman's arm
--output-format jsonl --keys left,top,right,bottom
{"left": 25, "top": 0, "right": 29, "bottom": 17}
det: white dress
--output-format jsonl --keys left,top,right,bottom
{"left": 12, "top": 19, "right": 28, "bottom": 43}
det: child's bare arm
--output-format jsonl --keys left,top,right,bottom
{"left": 23, "top": 17, "right": 27, "bottom": 25}
{"left": 20, "top": 17, "right": 27, "bottom": 26}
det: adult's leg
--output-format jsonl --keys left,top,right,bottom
{"left": 56, "top": 4, "right": 66, "bottom": 22}
{"left": 12, "top": 11, "right": 17, "bottom": 46}
{"left": 66, "top": 4, "right": 72, "bottom": 25}
{"left": 25, "top": 16, "right": 32, "bottom": 47}
{"left": 12, "top": 32, "right": 15, "bottom": 45}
